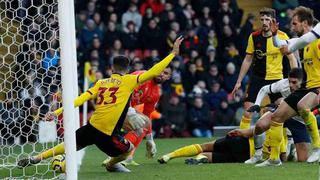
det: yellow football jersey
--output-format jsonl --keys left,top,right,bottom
{"left": 300, "top": 39, "right": 320, "bottom": 89}
{"left": 54, "top": 53, "right": 175, "bottom": 135}
{"left": 246, "top": 30, "right": 289, "bottom": 80}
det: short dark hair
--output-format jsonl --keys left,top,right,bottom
{"left": 288, "top": 68, "right": 303, "bottom": 80}
{"left": 293, "top": 6, "right": 314, "bottom": 26}
{"left": 113, "top": 55, "right": 130, "bottom": 72}
{"left": 259, "top": 7, "right": 276, "bottom": 18}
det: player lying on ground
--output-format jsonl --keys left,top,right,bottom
{"left": 157, "top": 128, "right": 288, "bottom": 165}
{"left": 17, "top": 36, "right": 184, "bottom": 173}
{"left": 230, "top": 7, "right": 320, "bottom": 167}
{"left": 243, "top": 68, "right": 311, "bottom": 164}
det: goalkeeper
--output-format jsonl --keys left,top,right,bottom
{"left": 104, "top": 67, "right": 172, "bottom": 167}
{"left": 17, "top": 36, "right": 183, "bottom": 173}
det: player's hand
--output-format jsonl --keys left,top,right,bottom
{"left": 247, "top": 105, "right": 261, "bottom": 113}
{"left": 171, "top": 36, "right": 184, "bottom": 55}
{"left": 270, "top": 18, "right": 279, "bottom": 36}
{"left": 228, "top": 128, "right": 253, "bottom": 138}
{"left": 146, "top": 140, "right": 157, "bottom": 158}
{"left": 45, "top": 112, "right": 57, "bottom": 121}
{"left": 280, "top": 45, "right": 290, "bottom": 55}
{"left": 231, "top": 82, "right": 241, "bottom": 97}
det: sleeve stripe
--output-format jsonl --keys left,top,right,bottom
{"left": 269, "top": 85, "right": 273, "bottom": 94}
{"left": 246, "top": 52, "right": 253, "bottom": 55}
{"left": 311, "top": 30, "right": 320, "bottom": 38}
{"left": 137, "top": 74, "right": 141, "bottom": 83}
{"left": 87, "top": 90, "right": 93, "bottom": 95}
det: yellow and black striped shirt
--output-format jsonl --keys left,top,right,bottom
{"left": 246, "top": 30, "right": 289, "bottom": 80}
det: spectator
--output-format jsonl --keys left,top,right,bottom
{"left": 188, "top": 97, "right": 213, "bottom": 138}
{"left": 213, "top": 99, "right": 235, "bottom": 126}
{"left": 122, "top": 21, "right": 140, "bottom": 50}
{"left": 162, "top": 94, "right": 187, "bottom": 138}
{"left": 79, "top": 19, "right": 103, "bottom": 48}
{"left": 42, "top": 48, "right": 60, "bottom": 70}
{"left": 139, "top": 19, "right": 163, "bottom": 51}
{"left": 106, "top": 23, "right": 123, "bottom": 50}
{"left": 140, "top": 0, "right": 165, "bottom": 16}
{"left": 223, "top": 62, "right": 238, "bottom": 93}
{"left": 205, "top": 81, "right": 227, "bottom": 111}
{"left": 204, "top": 64, "right": 223, "bottom": 87}
{"left": 182, "top": 63, "right": 199, "bottom": 94}
{"left": 92, "top": 12, "right": 105, "bottom": 33}
{"left": 122, "top": 4, "right": 142, "bottom": 32}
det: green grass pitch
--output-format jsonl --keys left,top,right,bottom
{"left": 0, "top": 138, "right": 319, "bottom": 179}
{"left": 79, "top": 138, "right": 319, "bottom": 180}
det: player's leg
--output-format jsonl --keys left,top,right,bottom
{"left": 158, "top": 141, "right": 212, "bottom": 164}
{"left": 18, "top": 124, "right": 93, "bottom": 168}
{"left": 97, "top": 134, "right": 134, "bottom": 173}
{"left": 186, "top": 136, "right": 251, "bottom": 164}
{"left": 256, "top": 101, "right": 296, "bottom": 167}
{"left": 286, "top": 119, "right": 310, "bottom": 162}
{"left": 297, "top": 90, "right": 320, "bottom": 162}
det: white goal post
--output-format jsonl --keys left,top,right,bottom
{"left": 0, "top": 0, "right": 79, "bottom": 179}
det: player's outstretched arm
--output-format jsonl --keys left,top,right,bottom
{"left": 138, "top": 36, "right": 183, "bottom": 84}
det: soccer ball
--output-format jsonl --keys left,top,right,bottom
{"left": 51, "top": 155, "right": 66, "bottom": 173}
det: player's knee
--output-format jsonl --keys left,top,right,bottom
{"left": 200, "top": 143, "right": 213, "bottom": 152}
{"left": 297, "top": 101, "right": 308, "bottom": 112}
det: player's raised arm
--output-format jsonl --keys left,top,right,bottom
{"left": 137, "top": 36, "right": 183, "bottom": 84}
{"left": 272, "top": 19, "right": 320, "bottom": 54}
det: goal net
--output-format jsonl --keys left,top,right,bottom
{"left": 0, "top": 0, "right": 76, "bottom": 178}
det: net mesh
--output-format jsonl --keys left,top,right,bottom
{"left": 0, "top": 0, "right": 65, "bottom": 178}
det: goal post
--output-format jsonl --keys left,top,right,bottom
{"left": 57, "top": 0, "right": 78, "bottom": 179}
{"left": 0, "top": 0, "right": 79, "bottom": 179}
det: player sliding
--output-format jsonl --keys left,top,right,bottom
{"left": 232, "top": 7, "right": 320, "bottom": 166}
{"left": 102, "top": 67, "right": 172, "bottom": 166}
{"left": 17, "top": 36, "right": 184, "bottom": 173}
{"left": 243, "top": 68, "right": 311, "bottom": 164}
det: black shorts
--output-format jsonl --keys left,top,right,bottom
{"left": 283, "top": 88, "right": 319, "bottom": 113}
{"left": 245, "top": 76, "right": 282, "bottom": 103}
{"left": 76, "top": 123, "right": 131, "bottom": 157}
{"left": 284, "top": 119, "right": 310, "bottom": 143}
{"left": 212, "top": 135, "right": 250, "bottom": 163}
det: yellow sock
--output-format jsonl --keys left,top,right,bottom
{"left": 300, "top": 109, "right": 320, "bottom": 148}
{"left": 35, "top": 143, "right": 65, "bottom": 160}
{"left": 167, "top": 144, "right": 202, "bottom": 159}
{"left": 280, "top": 128, "right": 288, "bottom": 154}
{"left": 108, "top": 152, "right": 130, "bottom": 166}
{"left": 268, "top": 121, "right": 283, "bottom": 160}
{"left": 239, "top": 116, "right": 251, "bottom": 129}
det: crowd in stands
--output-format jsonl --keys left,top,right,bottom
{"left": 74, "top": 0, "right": 252, "bottom": 138}
{"left": 3, "top": 0, "right": 320, "bottom": 144}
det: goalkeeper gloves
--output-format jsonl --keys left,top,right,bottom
{"left": 145, "top": 134, "right": 156, "bottom": 158}
{"left": 127, "top": 113, "right": 148, "bottom": 131}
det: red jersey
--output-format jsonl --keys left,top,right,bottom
{"left": 131, "top": 71, "right": 160, "bottom": 117}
